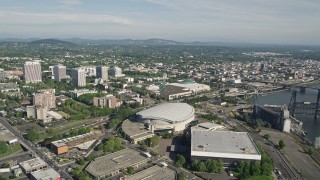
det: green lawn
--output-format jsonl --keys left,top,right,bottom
{"left": 246, "top": 175, "right": 273, "bottom": 180}
{"left": 0, "top": 144, "right": 22, "bottom": 158}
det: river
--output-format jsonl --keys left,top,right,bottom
{"left": 254, "top": 87, "right": 320, "bottom": 142}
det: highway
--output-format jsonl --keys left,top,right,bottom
{"left": 0, "top": 117, "right": 73, "bottom": 180}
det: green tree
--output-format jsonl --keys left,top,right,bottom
{"left": 0, "top": 141, "right": 8, "bottom": 154}
{"left": 197, "top": 161, "right": 207, "bottom": 172}
{"left": 26, "top": 129, "right": 39, "bottom": 142}
{"left": 177, "top": 172, "right": 185, "bottom": 180}
{"left": 127, "top": 167, "right": 135, "bottom": 175}
{"left": 263, "top": 134, "right": 270, "bottom": 140}
{"left": 148, "top": 135, "right": 160, "bottom": 147}
{"left": 307, "top": 147, "right": 314, "bottom": 155}
{"left": 278, "top": 139, "right": 285, "bottom": 150}
{"left": 175, "top": 154, "right": 186, "bottom": 167}
{"left": 250, "top": 161, "right": 261, "bottom": 176}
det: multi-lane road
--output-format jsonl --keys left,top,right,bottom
{"left": 0, "top": 117, "right": 73, "bottom": 180}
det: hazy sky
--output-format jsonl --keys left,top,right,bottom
{"left": 0, "top": 0, "right": 320, "bottom": 44}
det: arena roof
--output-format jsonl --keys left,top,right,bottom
{"left": 137, "top": 103, "right": 194, "bottom": 124}
{"left": 191, "top": 131, "right": 261, "bottom": 160}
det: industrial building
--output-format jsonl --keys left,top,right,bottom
{"left": 19, "top": 158, "right": 48, "bottom": 174}
{"left": 191, "top": 131, "right": 261, "bottom": 166}
{"left": 126, "top": 165, "right": 176, "bottom": 180}
{"left": 30, "top": 168, "right": 60, "bottom": 180}
{"left": 86, "top": 149, "right": 150, "bottom": 178}
{"left": 51, "top": 132, "right": 101, "bottom": 155}
{"left": 24, "top": 61, "right": 42, "bottom": 83}
{"left": 254, "top": 105, "right": 291, "bottom": 132}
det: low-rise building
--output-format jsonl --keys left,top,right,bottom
{"left": 70, "top": 89, "right": 97, "bottom": 99}
{"left": 191, "top": 131, "right": 261, "bottom": 166}
{"left": 86, "top": 149, "right": 150, "bottom": 178}
{"left": 93, "top": 95, "right": 119, "bottom": 108}
{"left": 26, "top": 105, "right": 48, "bottom": 121}
{"left": 126, "top": 165, "right": 176, "bottom": 180}
{"left": 51, "top": 132, "right": 101, "bottom": 155}
{"left": 30, "top": 168, "right": 60, "bottom": 180}
{"left": 19, "top": 158, "right": 48, "bottom": 174}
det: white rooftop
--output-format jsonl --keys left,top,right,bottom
{"left": 137, "top": 103, "right": 194, "bottom": 124}
{"left": 191, "top": 131, "right": 261, "bottom": 160}
{"left": 31, "top": 168, "right": 60, "bottom": 180}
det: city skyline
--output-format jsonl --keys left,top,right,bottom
{"left": 0, "top": 0, "right": 320, "bottom": 45}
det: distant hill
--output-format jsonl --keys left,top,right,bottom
{"left": 64, "top": 38, "right": 181, "bottom": 46}
{"left": 30, "top": 39, "right": 75, "bottom": 46}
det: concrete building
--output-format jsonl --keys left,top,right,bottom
{"left": 109, "top": 66, "right": 124, "bottom": 77}
{"left": 71, "top": 68, "right": 86, "bottom": 87}
{"left": 51, "top": 132, "right": 101, "bottom": 155}
{"left": 19, "top": 158, "right": 48, "bottom": 174}
{"left": 86, "top": 149, "right": 150, "bottom": 178}
{"left": 122, "top": 119, "right": 154, "bottom": 144}
{"left": 70, "top": 89, "right": 97, "bottom": 99}
{"left": 30, "top": 168, "right": 60, "bottom": 180}
{"left": 126, "top": 165, "right": 176, "bottom": 180}
{"left": 191, "top": 131, "right": 261, "bottom": 166}
{"left": 33, "top": 89, "right": 56, "bottom": 109}
{"left": 96, "top": 66, "right": 109, "bottom": 81}
{"left": 26, "top": 105, "right": 48, "bottom": 121}
{"left": 24, "top": 61, "right": 42, "bottom": 83}
{"left": 93, "top": 95, "right": 119, "bottom": 108}
{"left": 161, "top": 80, "right": 210, "bottom": 100}
{"left": 53, "top": 64, "right": 66, "bottom": 82}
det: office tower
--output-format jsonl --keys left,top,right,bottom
{"left": 24, "top": 61, "right": 42, "bottom": 83}
{"left": 96, "top": 66, "right": 109, "bottom": 81}
{"left": 26, "top": 105, "right": 48, "bottom": 120}
{"left": 71, "top": 68, "right": 86, "bottom": 87}
{"left": 109, "top": 66, "right": 123, "bottom": 77}
{"left": 53, "top": 65, "right": 67, "bottom": 82}
{"left": 33, "top": 89, "right": 56, "bottom": 109}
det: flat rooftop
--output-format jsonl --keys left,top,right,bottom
{"left": 31, "top": 168, "right": 60, "bottom": 179}
{"left": 191, "top": 131, "right": 261, "bottom": 160}
{"left": 19, "top": 158, "right": 47, "bottom": 171}
{"left": 191, "top": 122, "right": 225, "bottom": 131}
{"left": 126, "top": 165, "right": 176, "bottom": 180}
{"left": 122, "top": 119, "right": 153, "bottom": 140}
{"left": 86, "top": 149, "right": 149, "bottom": 178}
{"left": 51, "top": 131, "right": 99, "bottom": 147}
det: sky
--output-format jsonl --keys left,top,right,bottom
{"left": 0, "top": 0, "right": 320, "bottom": 45}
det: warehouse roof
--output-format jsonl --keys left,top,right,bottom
{"left": 137, "top": 103, "right": 194, "bottom": 124}
{"left": 191, "top": 131, "right": 261, "bottom": 160}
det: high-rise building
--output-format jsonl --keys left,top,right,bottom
{"left": 71, "top": 68, "right": 86, "bottom": 87}
{"left": 33, "top": 89, "right": 56, "bottom": 109}
{"left": 109, "top": 66, "right": 124, "bottom": 78}
{"left": 53, "top": 64, "right": 66, "bottom": 82}
{"left": 24, "top": 61, "right": 42, "bottom": 83}
{"left": 96, "top": 66, "right": 109, "bottom": 81}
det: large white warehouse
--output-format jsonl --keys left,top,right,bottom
{"left": 137, "top": 103, "right": 195, "bottom": 132}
